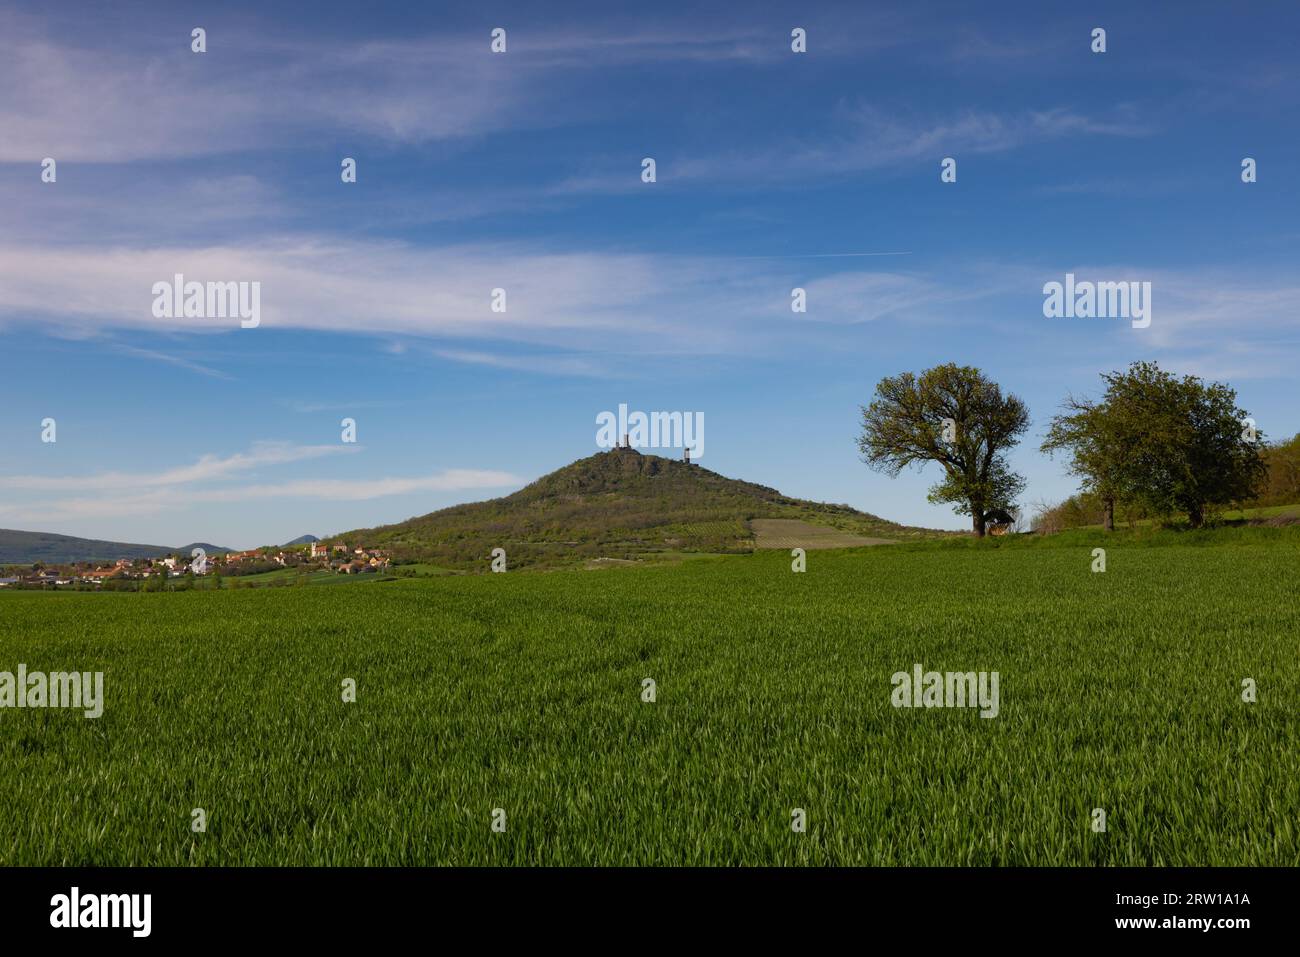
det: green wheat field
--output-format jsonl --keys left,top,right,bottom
{"left": 2, "top": 532, "right": 1297, "bottom": 866}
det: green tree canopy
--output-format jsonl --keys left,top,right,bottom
{"left": 1041, "top": 394, "right": 1130, "bottom": 529}
{"left": 1258, "top": 434, "right": 1300, "bottom": 506}
{"left": 1044, "top": 361, "right": 1265, "bottom": 528}
{"left": 857, "top": 363, "right": 1029, "bottom": 536}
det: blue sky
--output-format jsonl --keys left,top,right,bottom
{"left": 1, "top": 0, "right": 1297, "bottom": 548}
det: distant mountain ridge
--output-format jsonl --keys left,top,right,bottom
{"left": 0, "top": 529, "right": 231, "bottom": 565}
{"left": 284, "top": 534, "right": 320, "bottom": 546}
{"left": 337, "top": 447, "right": 946, "bottom": 570}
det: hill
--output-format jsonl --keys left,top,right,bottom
{"left": 0, "top": 529, "right": 231, "bottom": 565}
{"left": 284, "top": 534, "right": 320, "bottom": 546}
{"left": 177, "top": 542, "right": 233, "bottom": 556}
{"left": 337, "top": 447, "right": 947, "bottom": 569}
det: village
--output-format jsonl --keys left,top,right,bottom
{"left": 0, "top": 541, "right": 392, "bottom": 589}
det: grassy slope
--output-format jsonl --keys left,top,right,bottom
{"left": 895, "top": 520, "right": 1300, "bottom": 553}
{"left": 1059, "top": 501, "right": 1300, "bottom": 534}
{"left": 1225, "top": 503, "right": 1300, "bottom": 520}
{"left": 335, "top": 449, "right": 947, "bottom": 569}
{"left": 0, "top": 529, "right": 177, "bottom": 565}
{"left": 2, "top": 527, "right": 1297, "bottom": 865}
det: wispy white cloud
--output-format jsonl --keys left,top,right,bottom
{"left": 113, "top": 344, "right": 233, "bottom": 380}
{"left": 0, "top": 21, "right": 525, "bottom": 161}
{"left": 0, "top": 432, "right": 522, "bottom": 523}
{"left": 0, "top": 239, "right": 770, "bottom": 355}
{"left": 432, "top": 348, "right": 606, "bottom": 377}
{"left": 0, "top": 442, "right": 352, "bottom": 492}
{"left": 1033, "top": 264, "right": 1300, "bottom": 360}
{"left": 945, "top": 27, "right": 1042, "bottom": 63}
{"left": 2, "top": 239, "right": 1298, "bottom": 380}
{"left": 553, "top": 105, "right": 1151, "bottom": 194}
{"left": 195, "top": 470, "right": 521, "bottom": 503}
{"left": 789, "top": 272, "right": 979, "bottom": 325}
{"left": 0, "top": 174, "right": 287, "bottom": 247}
{"left": 286, "top": 398, "right": 408, "bottom": 414}
{"left": 0, "top": 13, "right": 850, "bottom": 164}
{"left": 0, "top": 470, "right": 521, "bottom": 522}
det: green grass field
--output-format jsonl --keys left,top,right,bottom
{"left": 2, "top": 530, "right": 1297, "bottom": 866}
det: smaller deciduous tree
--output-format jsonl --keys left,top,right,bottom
{"left": 1259, "top": 434, "right": 1300, "bottom": 506}
{"left": 1043, "top": 361, "right": 1266, "bottom": 529}
{"left": 1041, "top": 395, "right": 1128, "bottom": 530}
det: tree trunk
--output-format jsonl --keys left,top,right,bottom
{"left": 1188, "top": 504, "right": 1204, "bottom": 528}
{"left": 973, "top": 510, "right": 987, "bottom": 537}
{"left": 1103, "top": 497, "right": 1115, "bottom": 532}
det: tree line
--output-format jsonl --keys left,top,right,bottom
{"left": 857, "top": 360, "right": 1279, "bottom": 536}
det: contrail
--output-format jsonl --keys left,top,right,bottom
{"left": 722, "top": 251, "right": 913, "bottom": 260}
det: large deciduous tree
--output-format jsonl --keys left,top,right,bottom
{"left": 857, "top": 364, "right": 1030, "bottom": 536}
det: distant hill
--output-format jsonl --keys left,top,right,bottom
{"left": 177, "top": 542, "right": 232, "bottom": 556}
{"left": 337, "top": 447, "right": 947, "bottom": 570}
{"left": 284, "top": 534, "right": 320, "bottom": 546}
{"left": 0, "top": 529, "right": 230, "bottom": 565}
